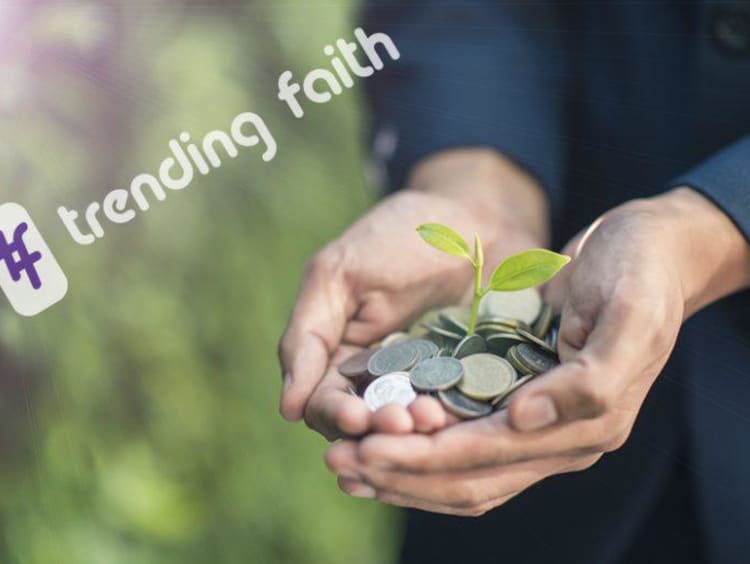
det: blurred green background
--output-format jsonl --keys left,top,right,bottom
{"left": 0, "top": 1, "right": 400, "bottom": 562}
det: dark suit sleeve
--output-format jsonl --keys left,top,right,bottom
{"left": 670, "top": 136, "right": 750, "bottom": 244}
{"left": 361, "top": 1, "right": 572, "bottom": 215}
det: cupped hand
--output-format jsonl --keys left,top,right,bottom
{"left": 278, "top": 149, "right": 549, "bottom": 439}
{"left": 325, "top": 188, "right": 750, "bottom": 515}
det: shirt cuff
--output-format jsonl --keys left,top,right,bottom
{"left": 669, "top": 136, "right": 750, "bottom": 244}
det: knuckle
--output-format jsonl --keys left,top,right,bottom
{"left": 448, "top": 483, "right": 482, "bottom": 509}
{"left": 570, "top": 454, "right": 603, "bottom": 472}
{"left": 573, "top": 374, "right": 613, "bottom": 417}
{"left": 609, "top": 293, "right": 637, "bottom": 319}
{"left": 602, "top": 427, "right": 633, "bottom": 453}
{"left": 305, "top": 245, "right": 346, "bottom": 279}
{"left": 463, "top": 505, "right": 491, "bottom": 518}
{"left": 361, "top": 470, "right": 389, "bottom": 490}
{"left": 277, "top": 332, "right": 293, "bottom": 363}
{"left": 411, "top": 452, "right": 434, "bottom": 473}
{"left": 584, "top": 418, "right": 632, "bottom": 454}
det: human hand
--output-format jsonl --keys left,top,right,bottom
{"left": 325, "top": 188, "right": 750, "bottom": 514}
{"left": 278, "top": 149, "right": 549, "bottom": 440}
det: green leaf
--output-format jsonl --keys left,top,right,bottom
{"left": 416, "top": 223, "right": 473, "bottom": 263}
{"left": 489, "top": 249, "right": 570, "bottom": 292}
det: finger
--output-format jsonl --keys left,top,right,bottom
{"left": 372, "top": 404, "right": 415, "bottom": 435}
{"left": 279, "top": 251, "right": 355, "bottom": 421}
{"left": 337, "top": 475, "right": 516, "bottom": 516}
{"left": 350, "top": 411, "right": 606, "bottom": 473}
{"left": 407, "top": 395, "right": 458, "bottom": 433}
{"left": 343, "top": 292, "right": 415, "bottom": 345}
{"left": 304, "top": 349, "right": 372, "bottom": 440}
{"left": 328, "top": 441, "right": 589, "bottom": 509}
{"left": 408, "top": 396, "right": 447, "bottom": 433}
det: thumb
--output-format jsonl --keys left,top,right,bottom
{"left": 508, "top": 301, "right": 638, "bottom": 432}
{"left": 507, "top": 359, "right": 612, "bottom": 432}
{"left": 278, "top": 253, "right": 355, "bottom": 421}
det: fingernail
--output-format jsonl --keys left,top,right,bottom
{"left": 515, "top": 395, "right": 558, "bottom": 431}
{"left": 348, "top": 483, "right": 376, "bottom": 499}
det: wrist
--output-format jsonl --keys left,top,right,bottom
{"left": 653, "top": 187, "right": 750, "bottom": 316}
{"left": 405, "top": 148, "right": 550, "bottom": 251}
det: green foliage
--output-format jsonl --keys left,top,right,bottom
{"left": 416, "top": 223, "right": 473, "bottom": 263}
{"left": 417, "top": 223, "right": 570, "bottom": 333}
{"left": 489, "top": 249, "right": 571, "bottom": 292}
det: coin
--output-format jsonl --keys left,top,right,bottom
{"left": 438, "top": 306, "right": 470, "bottom": 334}
{"left": 491, "top": 373, "right": 536, "bottom": 407}
{"left": 452, "top": 334, "right": 487, "bottom": 359}
{"left": 517, "top": 327, "right": 557, "bottom": 354}
{"left": 476, "top": 318, "right": 524, "bottom": 330}
{"left": 546, "top": 316, "right": 561, "bottom": 351}
{"left": 338, "top": 348, "right": 378, "bottom": 379}
{"left": 382, "top": 331, "right": 410, "bottom": 347}
{"left": 478, "top": 288, "right": 542, "bottom": 324}
{"left": 438, "top": 388, "right": 493, "bottom": 419}
{"left": 485, "top": 332, "right": 526, "bottom": 356}
{"left": 458, "top": 353, "right": 517, "bottom": 400}
{"left": 420, "top": 323, "right": 464, "bottom": 341}
{"left": 367, "top": 341, "right": 420, "bottom": 376}
{"left": 506, "top": 345, "right": 526, "bottom": 373}
{"left": 352, "top": 289, "right": 561, "bottom": 422}
{"left": 514, "top": 342, "right": 558, "bottom": 374}
{"left": 409, "top": 309, "right": 441, "bottom": 337}
{"left": 409, "top": 357, "right": 464, "bottom": 391}
{"left": 533, "top": 302, "right": 554, "bottom": 339}
{"left": 364, "top": 372, "right": 417, "bottom": 411}
{"left": 411, "top": 338, "right": 440, "bottom": 362}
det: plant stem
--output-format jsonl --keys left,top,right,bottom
{"left": 467, "top": 260, "right": 483, "bottom": 335}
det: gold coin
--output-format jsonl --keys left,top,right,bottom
{"left": 457, "top": 353, "right": 517, "bottom": 400}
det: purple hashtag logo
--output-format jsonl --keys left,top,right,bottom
{"left": 0, "top": 222, "right": 43, "bottom": 290}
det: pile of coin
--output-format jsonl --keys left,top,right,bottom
{"left": 338, "top": 288, "right": 561, "bottom": 420}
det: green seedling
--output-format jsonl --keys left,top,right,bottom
{"left": 416, "top": 223, "right": 571, "bottom": 334}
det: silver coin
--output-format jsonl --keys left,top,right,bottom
{"left": 476, "top": 318, "right": 524, "bottom": 332}
{"left": 517, "top": 327, "right": 557, "bottom": 354}
{"left": 382, "top": 331, "right": 411, "bottom": 347}
{"left": 545, "top": 317, "right": 561, "bottom": 351}
{"left": 515, "top": 342, "right": 558, "bottom": 374}
{"left": 533, "top": 302, "right": 554, "bottom": 339}
{"left": 338, "top": 348, "right": 378, "bottom": 379}
{"left": 438, "top": 306, "right": 470, "bottom": 335}
{"left": 421, "top": 323, "right": 464, "bottom": 341}
{"left": 438, "top": 388, "right": 492, "bottom": 419}
{"left": 485, "top": 332, "right": 526, "bottom": 356}
{"left": 411, "top": 338, "right": 440, "bottom": 362}
{"left": 437, "top": 347, "right": 453, "bottom": 357}
{"left": 479, "top": 288, "right": 542, "bottom": 324}
{"left": 363, "top": 372, "right": 417, "bottom": 411}
{"left": 409, "top": 357, "right": 464, "bottom": 391}
{"left": 367, "top": 341, "right": 420, "bottom": 376}
{"left": 452, "top": 334, "right": 487, "bottom": 359}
